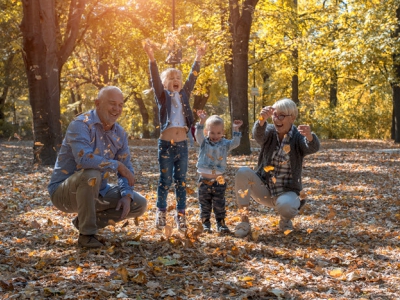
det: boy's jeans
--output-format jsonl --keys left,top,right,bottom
{"left": 51, "top": 169, "right": 147, "bottom": 235}
{"left": 198, "top": 177, "right": 227, "bottom": 221}
{"left": 157, "top": 139, "right": 188, "bottom": 211}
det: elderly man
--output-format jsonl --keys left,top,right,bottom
{"left": 48, "top": 86, "right": 147, "bottom": 248}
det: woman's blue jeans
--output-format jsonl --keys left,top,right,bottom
{"left": 157, "top": 139, "right": 188, "bottom": 211}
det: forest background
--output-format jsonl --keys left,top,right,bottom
{"left": 1, "top": 0, "right": 400, "bottom": 164}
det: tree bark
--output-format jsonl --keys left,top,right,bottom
{"left": 0, "top": 53, "right": 15, "bottom": 121}
{"left": 133, "top": 94, "right": 150, "bottom": 139}
{"left": 20, "top": 0, "right": 86, "bottom": 164}
{"left": 329, "top": 69, "right": 338, "bottom": 108}
{"left": 391, "top": 6, "right": 400, "bottom": 143}
{"left": 225, "top": 0, "right": 259, "bottom": 156}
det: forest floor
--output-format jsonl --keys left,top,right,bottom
{"left": 0, "top": 138, "right": 400, "bottom": 300}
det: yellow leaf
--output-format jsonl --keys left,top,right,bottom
{"left": 329, "top": 268, "right": 343, "bottom": 277}
{"left": 306, "top": 228, "right": 313, "bottom": 234}
{"left": 263, "top": 165, "right": 274, "bottom": 172}
{"left": 258, "top": 116, "right": 264, "bottom": 121}
{"left": 216, "top": 176, "right": 225, "bottom": 185}
{"left": 284, "top": 229, "right": 292, "bottom": 235}
{"left": 193, "top": 71, "right": 198, "bottom": 76}
{"left": 34, "top": 141, "right": 44, "bottom": 146}
{"left": 182, "top": 182, "right": 186, "bottom": 187}
{"left": 271, "top": 176, "right": 277, "bottom": 184}
{"left": 171, "top": 139, "right": 175, "bottom": 145}
{"left": 103, "top": 172, "right": 110, "bottom": 179}
{"left": 240, "top": 276, "right": 254, "bottom": 282}
{"left": 87, "top": 177, "right": 97, "bottom": 187}
{"left": 283, "top": 144, "right": 291, "bottom": 153}
{"left": 76, "top": 266, "right": 83, "bottom": 274}
{"left": 238, "top": 189, "right": 248, "bottom": 198}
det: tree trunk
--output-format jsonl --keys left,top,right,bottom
{"left": 291, "top": 49, "right": 299, "bottom": 104}
{"left": 20, "top": 0, "right": 86, "bottom": 165}
{"left": 0, "top": 53, "right": 15, "bottom": 121}
{"left": 225, "top": 0, "right": 259, "bottom": 156}
{"left": 192, "top": 91, "right": 210, "bottom": 123}
{"left": 392, "top": 6, "right": 400, "bottom": 143}
{"left": 329, "top": 69, "right": 338, "bottom": 108}
{"left": 133, "top": 95, "right": 150, "bottom": 138}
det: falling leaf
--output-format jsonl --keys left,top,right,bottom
{"left": 193, "top": 71, "right": 198, "bottom": 76}
{"left": 258, "top": 116, "right": 264, "bottom": 121}
{"left": 171, "top": 139, "right": 175, "bottom": 145}
{"left": 283, "top": 144, "right": 291, "bottom": 153}
{"left": 263, "top": 165, "right": 274, "bottom": 172}
{"left": 216, "top": 176, "right": 225, "bottom": 184}
{"left": 103, "top": 172, "right": 110, "bottom": 179}
{"left": 61, "top": 170, "right": 69, "bottom": 174}
{"left": 238, "top": 189, "right": 248, "bottom": 198}
{"left": 87, "top": 177, "right": 97, "bottom": 187}
{"left": 251, "top": 230, "right": 260, "bottom": 241}
{"left": 164, "top": 225, "right": 173, "bottom": 238}
{"left": 34, "top": 142, "right": 44, "bottom": 146}
{"left": 271, "top": 176, "right": 277, "bottom": 184}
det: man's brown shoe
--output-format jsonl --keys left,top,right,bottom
{"left": 78, "top": 234, "right": 104, "bottom": 248}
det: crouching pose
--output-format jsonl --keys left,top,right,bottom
{"left": 234, "top": 98, "right": 320, "bottom": 237}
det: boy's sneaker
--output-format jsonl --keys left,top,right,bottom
{"left": 279, "top": 218, "right": 293, "bottom": 231}
{"left": 202, "top": 220, "right": 212, "bottom": 233}
{"left": 155, "top": 210, "right": 167, "bottom": 229}
{"left": 175, "top": 211, "right": 187, "bottom": 232}
{"left": 216, "top": 219, "right": 230, "bottom": 233}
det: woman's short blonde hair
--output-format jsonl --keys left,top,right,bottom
{"left": 160, "top": 68, "right": 183, "bottom": 86}
{"left": 205, "top": 115, "right": 224, "bottom": 130}
{"left": 272, "top": 98, "right": 298, "bottom": 119}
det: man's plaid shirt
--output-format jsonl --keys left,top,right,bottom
{"left": 268, "top": 126, "right": 294, "bottom": 197}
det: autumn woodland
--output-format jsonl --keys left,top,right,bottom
{"left": 1, "top": 0, "right": 400, "bottom": 299}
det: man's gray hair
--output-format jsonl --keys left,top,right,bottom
{"left": 97, "top": 86, "right": 122, "bottom": 100}
{"left": 273, "top": 98, "right": 298, "bottom": 119}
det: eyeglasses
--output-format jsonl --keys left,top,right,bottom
{"left": 273, "top": 113, "right": 292, "bottom": 121}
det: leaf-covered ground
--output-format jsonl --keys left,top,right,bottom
{"left": 1, "top": 139, "right": 399, "bottom": 299}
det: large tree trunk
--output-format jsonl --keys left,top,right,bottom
{"left": 20, "top": 0, "right": 86, "bottom": 165}
{"left": 225, "top": 0, "right": 259, "bottom": 156}
{"left": 392, "top": 6, "right": 400, "bottom": 143}
{"left": 291, "top": 48, "right": 299, "bottom": 104}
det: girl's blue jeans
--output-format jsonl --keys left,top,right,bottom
{"left": 157, "top": 139, "right": 188, "bottom": 211}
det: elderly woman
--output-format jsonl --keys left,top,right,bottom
{"left": 234, "top": 98, "right": 320, "bottom": 237}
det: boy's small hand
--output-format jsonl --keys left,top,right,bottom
{"left": 197, "top": 109, "right": 207, "bottom": 121}
{"left": 233, "top": 120, "right": 243, "bottom": 132}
